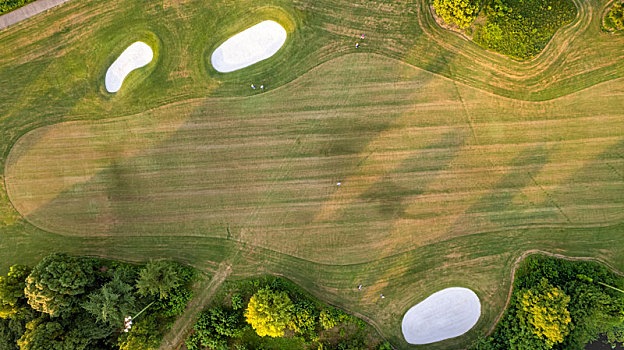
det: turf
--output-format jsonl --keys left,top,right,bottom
{"left": 0, "top": 0, "right": 623, "bottom": 348}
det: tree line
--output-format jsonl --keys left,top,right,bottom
{"left": 471, "top": 255, "right": 624, "bottom": 349}
{"left": 185, "top": 277, "right": 392, "bottom": 350}
{"left": 0, "top": 253, "right": 196, "bottom": 350}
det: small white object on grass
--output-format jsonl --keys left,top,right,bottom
{"left": 105, "top": 42, "right": 153, "bottom": 93}
{"left": 358, "top": 285, "right": 362, "bottom": 290}
{"left": 401, "top": 287, "right": 481, "bottom": 345}
{"left": 380, "top": 294, "right": 385, "bottom": 299}
{"left": 355, "top": 42, "right": 360, "bottom": 48}
{"left": 337, "top": 181, "right": 341, "bottom": 186}
{"left": 260, "top": 85, "right": 264, "bottom": 89}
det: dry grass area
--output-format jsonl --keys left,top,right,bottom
{"left": 0, "top": 0, "right": 623, "bottom": 348}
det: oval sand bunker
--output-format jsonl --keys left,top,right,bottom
{"left": 402, "top": 287, "right": 481, "bottom": 345}
{"left": 211, "top": 20, "right": 287, "bottom": 73}
{"left": 105, "top": 42, "right": 154, "bottom": 93}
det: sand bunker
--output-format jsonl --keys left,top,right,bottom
{"left": 211, "top": 20, "right": 287, "bottom": 73}
{"left": 105, "top": 42, "right": 153, "bottom": 93}
{"left": 401, "top": 287, "right": 481, "bottom": 345}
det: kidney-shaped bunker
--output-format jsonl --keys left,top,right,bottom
{"left": 401, "top": 287, "right": 481, "bottom": 345}
{"left": 211, "top": 20, "right": 287, "bottom": 73}
{"left": 105, "top": 41, "right": 154, "bottom": 93}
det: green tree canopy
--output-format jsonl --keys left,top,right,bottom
{"left": 245, "top": 288, "right": 294, "bottom": 337}
{"left": 0, "top": 265, "right": 31, "bottom": 318}
{"left": 135, "top": 261, "right": 181, "bottom": 299}
{"left": 514, "top": 278, "right": 571, "bottom": 348}
{"left": 433, "top": 0, "right": 480, "bottom": 28}
{"left": 82, "top": 277, "right": 137, "bottom": 326}
{"left": 24, "top": 254, "right": 95, "bottom": 317}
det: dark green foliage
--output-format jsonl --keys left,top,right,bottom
{"left": 153, "top": 286, "right": 192, "bottom": 317}
{"left": 472, "top": 256, "right": 624, "bottom": 350}
{"left": 185, "top": 307, "right": 243, "bottom": 350}
{"left": 136, "top": 260, "right": 183, "bottom": 299}
{"left": 0, "top": 265, "right": 31, "bottom": 318}
{"left": 0, "top": 254, "right": 195, "bottom": 350}
{"left": 24, "top": 254, "right": 95, "bottom": 317}
{"left": 15, "top": 313, "right": 110, "bottom": 350}
{"left": 473, "top": 0, "right": 577, "bottom": 59}
{"left": 82, "top": 277, "right": 137, "bottom": 326}
{"left": 0, "top": 0, "right": 36, "bottom": 15}
{"left": 0, "top": 309, "right": 37, "bottom": 350}
{"left": 289, "top": 300, "right": 318, "bottom": 338}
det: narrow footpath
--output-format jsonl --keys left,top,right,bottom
{"left": 158, "top": 263, "right": 232, "bottom": 350}
{"left": 0, "top": 0, "right": 71, "bottom": 30}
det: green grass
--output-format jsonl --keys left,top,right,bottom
{"left": 0, "top": 0, "right": 623, "bottom": 348}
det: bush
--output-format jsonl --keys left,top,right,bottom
{"left": 136, "top": 261, "right": 182, "bottom": 299}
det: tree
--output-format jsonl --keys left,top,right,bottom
{"left": 245, "top": 288, "right": 294, "bottom": 337}
{"left": 24, "top": 254, "right": 95, "bottom": 317}
{"left": 0, "top": 265, "right": 31, "bottom": 318}
{"left": 187, "top": 307, "right": 242, "bottom": 350}
{"left": 135, "top": 261, "right": 181, "bottom": 299}
{"left": 289, "top": 301, "right": 317, "bottom": 336}
{"left": 433, "top": 0, "right": 480, "bottom": 28}
{"left": 82, "top": 277, "right": 136, "bottom": 326}
{"left": 608, "top": 1, "right": 624, "bottom": 30}
{"left": 514, "top": 278, "right": 571, "bottom": 348}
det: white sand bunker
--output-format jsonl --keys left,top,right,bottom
{"left": 105, "top": 42, "right": 154, "bottom": 93}
{"left": 401, "top": 287, "right": 481, "bottom": 345}
{"left": 211, "top": 20, "right": 287, "bottom": 73}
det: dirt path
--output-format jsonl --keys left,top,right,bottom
{"left": 158, "top": 262, "right": 232, "bottom": 350}
{"left": 486, "top": 249, "right": 624, "bottom": 336}
{"left": 0, "top": 0, "right": 71, "bottom": 30}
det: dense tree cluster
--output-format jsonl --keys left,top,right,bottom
{"left": 471, "top": 255, "right": 624, "bottom": 350}
{"left": 433, "top": 0, "right": 481, "bottom": 28}
{"left": 0, "top": 254, "right": 196, "bottom": 350}
{"left": 186, "top": 277, "right": 389, "bottom": 350}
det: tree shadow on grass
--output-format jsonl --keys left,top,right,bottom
{"left": 359, "top": 129, "right": 469, "bottom": 219}
{"left": 449, "top": 145, "right": 557, "bottom": 237}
